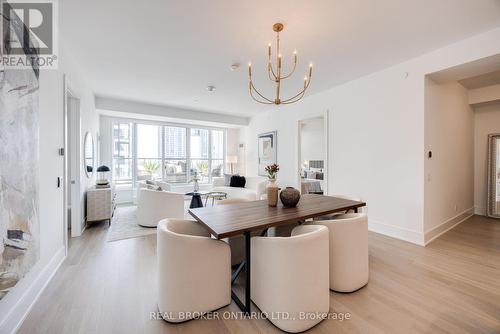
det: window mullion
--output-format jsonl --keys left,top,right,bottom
{"left": 208, "top": 130, "right": 212, "bottom": 183}
{"left": 186, "top": 128, "right": 191, "bottom": 182}
{"left": 161, "top": 126, "right": 165, "bottom": 181}
{"left": 132, "top": 122, "right": 137, "bottom": 188}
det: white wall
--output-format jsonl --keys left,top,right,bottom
{"left": 424, "top": 79, "right": 474, "bottom": 242}
{"left": 242, "top": 27, "right": 500, "bottom": 246}
{"left": 474, "top": 103, "right": 500, "bottom": 215}
{"left": 469, "top": 84, "right": 500, "bottom": 106}
{"left": 226, "top": 128, "right": 241, "bottom": 174}
{"left": 0, "top": 40, "right": 98, "bottom": 334}
{"left": 300, "top": 117, "right": 324, "bottom": 163}
{"left": 65, "top": 51, "right": 99, "bottom": 234}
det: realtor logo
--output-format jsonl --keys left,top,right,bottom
{"left": 1, "top": 0, "right": 58, "bottom": 69}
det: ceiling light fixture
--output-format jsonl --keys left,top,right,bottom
{"left": 248, "top": 22, "right": 312, "bottom": 105}
{"left": 206, "top": 85, "right": 216, "bottom": 92}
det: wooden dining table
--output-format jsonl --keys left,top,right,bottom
{"left": 188, "top": 194, "right": 366, "bottom": 313}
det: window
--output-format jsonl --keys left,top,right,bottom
{"left": 210, "top": 130, "right": 224, "bottom": 178}
{"left": 164, "top": 126, "right": 187, "bottom": 183}
{"left": 136, "top": 124, "right": 162, "bottom": 181}
{"left": 110, "top": 120, "right": 225, "bottom": 185}
{"left": 190, "top": 128, "right": 210, "bottom": 183}
{"left": 112, "top": 122, "right": 132, "bottom": 183}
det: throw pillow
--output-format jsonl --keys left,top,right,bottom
{"left": 223, "top": 173, "right": 232, "bottom": 186}
{"left": 230, "top": 175, "right": 246, "bottom": 188}
{"left": 166, "top": 164, "right": 176, "bottom": 174}
{"left": 146, "top": 184, "right": 161, "bottom": 191}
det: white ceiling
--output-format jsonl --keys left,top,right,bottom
{"left": 61, "top": 0, "right": 500, "bottom": 117}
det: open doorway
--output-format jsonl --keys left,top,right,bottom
{"left": 424, "top": 54, "right": 500, "bottom": 244}
{"left": 297, "top": 114, "right": 328, "bottom": 195}
{"left": 63, "top": 77, "right": 82, "bottom": 251}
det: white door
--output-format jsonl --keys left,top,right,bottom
{"left": 66, "top": 94, "right": 81, "bottom": 238}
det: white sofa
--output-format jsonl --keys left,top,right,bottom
{"left": 212, "top": 176, "right": 267, "bottom": 201}
{"left": 136, "top": 180, "right": 172, "bottom": 203}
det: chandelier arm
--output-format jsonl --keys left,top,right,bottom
{"left": 281, "top": 90, "right": 306, "bottom": 104}
{"left": 281, "top": 92, "right": 306, "bottom": 104}
{"left": 280, "top": 78, "right": 311, "bottom": 104}
{"left": 250, "top": 81, "right": 274, "bottom": 103}
{"left": 279, "top": 60, "right": 297, "bottom": 80}
{"left": 268, "top": 63, "right": 277, "bottom": 81}
{"left": 249, "top": 88, "right": 274, "bottom": 104}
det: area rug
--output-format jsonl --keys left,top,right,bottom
{"left": 106, "top": 206, "right": 157, "bottom": 242}
{"left": 107, "top": 202, "right": 194, "bottom": 242}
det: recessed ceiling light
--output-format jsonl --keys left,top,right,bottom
{"left": 230, "top": 63, "right": 240, "bottom": 71}
{"left": 206, "top": 85, "right": 216, "bottom": 92}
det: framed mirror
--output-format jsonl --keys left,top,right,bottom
{"left": 487, "top": 133, "right": 500, "bottom": 218}
{"left": 84, "top": 131, "right": 94, "bottom": 178}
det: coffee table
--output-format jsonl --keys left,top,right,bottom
{"left": 185, "top": 191, "right": 209, "bottom": 208}
{"left": 204, "top": 191, "right": 227, "bottom": 206}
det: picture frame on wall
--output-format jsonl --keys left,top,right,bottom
{"left": 258, "top": 131, "right": 277, "bottom": 176}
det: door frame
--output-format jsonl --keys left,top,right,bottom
{"left": 297, "top": 110, "right": 330, "bottom": 195}
{"left": 63, "top": 75, "right": 82, "bottom": 252}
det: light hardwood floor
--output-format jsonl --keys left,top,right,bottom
{"left": 19, "top": 215, "right": 500, "bottom": 334}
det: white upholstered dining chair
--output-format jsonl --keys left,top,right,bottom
{"left": 311, "top": 213, "right": 369, "bottom": 292}
{"left": 157, "top": 219, "right": 231, "bottom": 322}
{"left": 251, "top": 225, "right": 330, "bottom": 333}
{"left": 136, "top": 188, "right": 184, "bottom": 227}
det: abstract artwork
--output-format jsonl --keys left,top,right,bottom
{"left": 258, "top": 131, "right": 277, "bottom": 176}
{"left": 0, "top": 7, "right": 40, "bottom": 299}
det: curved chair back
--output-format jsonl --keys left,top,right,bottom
{"left": 250, "top": 224, "right": 330, "bottom": 333}
{"left": 137, "top": 189, "right": 184, "bottom": 227}
{"left": 157, "top": 219, "right": 230, "bottom": 322}
{"left": 315, "top": 213, "right": 369, "bottom": 292}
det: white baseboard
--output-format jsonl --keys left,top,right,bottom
{"left": 368, "top": 219, "right": 425, "bottom": 246}
{"left": 0, "top": 246, "right": 66, "bottom": 334}
{"left": 424, "top": 207, "right": 473, "bottom": 245}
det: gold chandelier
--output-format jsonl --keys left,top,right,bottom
{"left": 248, "top": 22, "right": 313, "bottom": 105}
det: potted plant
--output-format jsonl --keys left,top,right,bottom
{"left": 265, "top": 163, "right": 280, "bottom": 206}
{"left": 143, "top": 161, "right": 160, "bottom": 180}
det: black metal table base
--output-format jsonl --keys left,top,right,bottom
{"left": 230, "top": 232, "right": 251, "bottom": 313}
{"left": 230, "top": 229, "right": 269, "bottom": 314}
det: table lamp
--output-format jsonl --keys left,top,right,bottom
{"left": 226, "top": 155, "right": 238, "bottom": 174}
{"left": 96, "top": 165, "right": 111, "bottom": 186}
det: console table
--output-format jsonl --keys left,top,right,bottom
{"left": 86, "top": 185, "right": 116, "bottom": 225}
